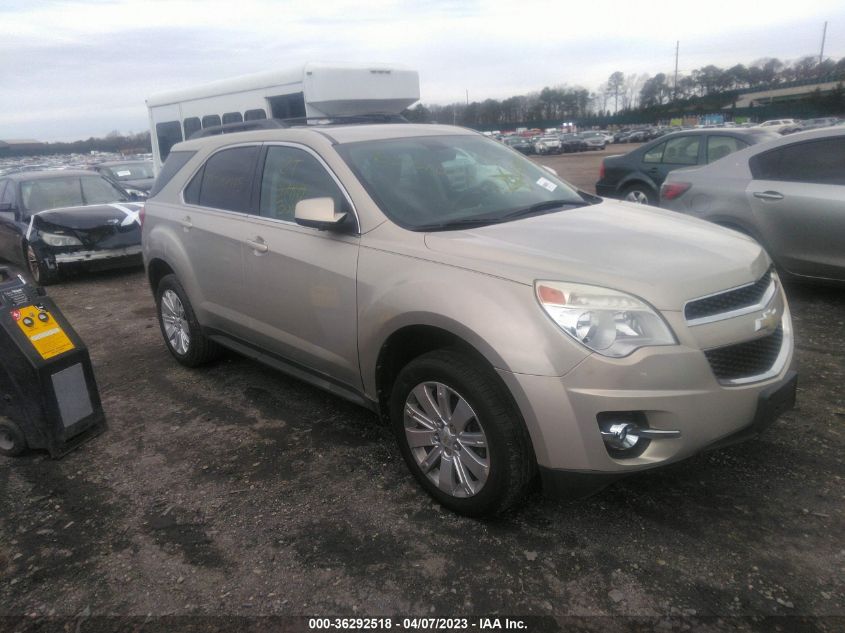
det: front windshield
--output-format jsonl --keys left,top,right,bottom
{"left": 20, "top": 176, "right": 126, "bottom": 213}
{"left": 106, "top": 162, "right": 154, "bottom": 180}
{"left": 337, "top": 135, "right": 586, "bottom": 230}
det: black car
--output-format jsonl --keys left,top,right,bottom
{"left": 595, "top": 128, "right": 781, "bottom": 205}
{"left": 558, "top": 133, "right": 587, "bottom": 153}
{"left": 93, "top": 160, "right": 155, "bottom": 194}
{"left": 503, "top": 136, "right": 534, "bottom": 154}
{"left": 0, "top": 170, "right": 143, "bottom": 284}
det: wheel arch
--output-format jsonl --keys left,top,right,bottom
{"left": 147, "top": 257, "right": 175, "bottom": 294}
{"left": 374, "top": 322, "right": 508, "bottom": 422}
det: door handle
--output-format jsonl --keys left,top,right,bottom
{"left": 246, "top": 238, "right": 268, "bottom": 254}
{"left": 179, "top": 216, "right": 193, "bottom": 229}
{"left": 753, "top": 191, "right": 784, "bottom": 201}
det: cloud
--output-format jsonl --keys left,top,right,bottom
{"left": 0, "top": 0, "right": 843, "bottom": 140}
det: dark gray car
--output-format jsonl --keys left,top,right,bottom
{"left": 660, "top": 127, "right": 845, "bottom": 283}
{"left": 596, "top": 128, "right": 781, "bottom": 205}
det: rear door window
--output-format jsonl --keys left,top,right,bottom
{"left": 706, "top": 136, "right": 748, "bottom": 163}
{"left": 661, "top": 136, "right": 700, "bottom": 165}
{"left": 750, "top": 137, "right": 845, "bottom": 185}
{"left": 197, "top": 146, "right": 260, "bottom": 213}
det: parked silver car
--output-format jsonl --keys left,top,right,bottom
{"left": 660, "top": 127, "right": 845, "bottom": 284}
{"left": 143, "top": 122, "right": 796, "bottom": 516}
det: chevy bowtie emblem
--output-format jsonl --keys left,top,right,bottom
{"left": 755, "top": 308, "right": 780, "bottom": 333}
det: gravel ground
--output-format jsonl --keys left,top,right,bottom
{"left": 0, "top": 147, "right": 843, "bottom": 632}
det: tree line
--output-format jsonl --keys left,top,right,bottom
{"left": 404, "top": 55, "right": 845, "bottom": 127}
{"left": 2, "top": 130, "right": 151, "bottom": 157}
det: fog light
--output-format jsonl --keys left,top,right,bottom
{"left": 600, "top": 421, "right": 640, "bottom": 450}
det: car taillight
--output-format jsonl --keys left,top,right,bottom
{"left": 139, "top": 204, "right": 145, "bottom": 228}
{"left": 660, "top": 182, "right": 691, "bottom": 201}
{"left": 599, "top": 160, "right": 605, "bottom": 180}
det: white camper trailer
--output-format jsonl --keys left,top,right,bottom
{"left": 145, "top": 62, "right": 420, "bottom": 170}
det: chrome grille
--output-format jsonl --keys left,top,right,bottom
{"left": 704, "top": 325, "right": 783, "bottom": 382}
{"left": 685, "top": 270, "right": 772, "bottom": 322}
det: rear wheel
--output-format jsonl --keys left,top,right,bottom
{"left": 622, "top": 184, "right": 656, "bottom": 205}
{"left": 390, "top": 349, "right": 535, "bottom": 517}
{"left": 155, "top": 274, "right": 221, "bottom": 367}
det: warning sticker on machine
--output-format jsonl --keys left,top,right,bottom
{"left": 13, "top": 305, "right": 75, "bottom": 360}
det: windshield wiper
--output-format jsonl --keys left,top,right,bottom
{"left": 414, "top": 199, "right": 589, "bottom": 232}
{"left": 500, "top": 199, "right": 589, "bottom": 220}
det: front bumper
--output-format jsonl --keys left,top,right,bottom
{"left": 536, "top": 370, "right": 797, "bottom": 498}
{"left": 53, "top": 245, "right": 142, "bottom": 264}
{"left": 496, "top": 298, "right": 796, "bottom": 492}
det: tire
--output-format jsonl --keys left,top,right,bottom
{"left": 622, "top": 184, "right": 657, "bottom": 206}
{"left": 389, "top": 349, "right": 535, "bottom": 517}
{"left": 0, "top": 419, "right": 27, "bottom": 457}
{"left": 26, "top": 244, "right": 59, "bottom": 285}
{"left": 155, "top": 274, "right": 221, "bottom": 367}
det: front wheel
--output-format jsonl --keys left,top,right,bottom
{"left": 390, "top": 349, "right": 535, "bottom": 517}
{"left": 26, "top": 244, "right": 58, "bottom": 285}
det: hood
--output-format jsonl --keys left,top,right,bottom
{"left": 423, "top": 200, "right": 769, "bottom": 311}
{"left": 32, "top": 202, "right": 142, "bottom": 249}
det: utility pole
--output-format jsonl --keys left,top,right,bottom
{"left": 673, "top": 40, "right": 679, "bottom": 101}
{"left": 819, "top": 21, "right": 828, "bottom": 66}
{"left": 466, "top": 89, "right": 469, "bottom": 105}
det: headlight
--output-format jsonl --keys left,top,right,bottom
{"left": 535, "top": 281, "right": 676, "bottom": 357}
{"left": 40, "top": 232, "right": 83, "bottom": 247}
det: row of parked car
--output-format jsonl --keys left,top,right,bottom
{"left": 502, "top": 131, "right": 611, "bottom": 155}
{"left": 611, "top": 117, "right": 844, "bottom": 144}
{"left": 595, "top": 124, "right": 845, "bottom": 284}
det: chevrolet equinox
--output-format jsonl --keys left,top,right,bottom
{"left": 142, "top": 122, "right": 797, "bottom": 516}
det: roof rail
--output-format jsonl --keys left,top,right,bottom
{"left": 188, "top": 119, "right": 285, "bottom": 139}
{"left": 189, "top": 114, "right": 408, "bottom": 139}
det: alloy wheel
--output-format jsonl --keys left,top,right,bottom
{"left": 625, "top": 189, "right": 650, "bottom": 204}
{"left": 403, "top": 381, "right": 490, "bottom": 498}
{"left": 160, "top": 289, "right": 190, "bottom": 355}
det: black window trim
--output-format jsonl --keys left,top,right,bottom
{"left": 183, "top": 143, "right": 261, "bottom": 214}
{"left": 178, "top": 142, "right": 360, "bottom": 234}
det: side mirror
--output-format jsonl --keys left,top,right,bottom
{"left": 294, "top": 197, "right": 347, "bottom": 231}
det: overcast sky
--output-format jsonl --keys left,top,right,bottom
{"left": 2, "top": 0, "right": 844, "bottom": 142}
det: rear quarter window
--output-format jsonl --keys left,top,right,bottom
{"left": 149, "top": 151, "right": 196, "bottom": 198}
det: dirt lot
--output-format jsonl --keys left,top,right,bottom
{"left": 1, "top": 147, "right": 843, "bottom": 632}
